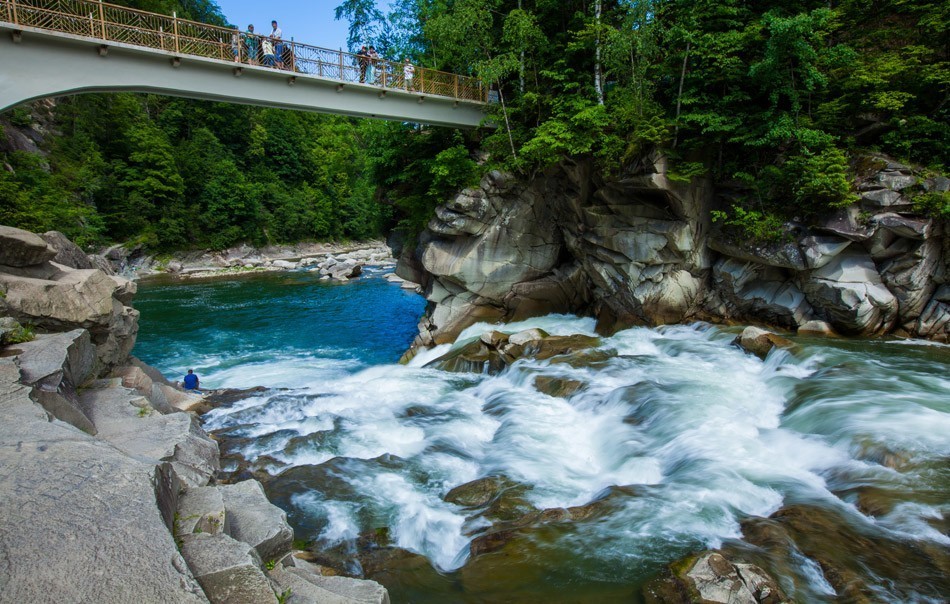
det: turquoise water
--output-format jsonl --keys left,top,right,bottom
{"left": 133, "top": 272, "right": 950, "bottom": 603}
{"left": 133, "top": 268, "right": 425, "bottom": 387}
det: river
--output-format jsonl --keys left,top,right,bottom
{"left": 133, "top": 269, "right": 950, "bottom": 603}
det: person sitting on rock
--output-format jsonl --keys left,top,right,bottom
{"left": 183, "top": 369, "right": 200, "bottom": 391}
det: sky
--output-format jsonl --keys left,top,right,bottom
{"left": 214, "top": 0, "right": 390, "bottom": 52}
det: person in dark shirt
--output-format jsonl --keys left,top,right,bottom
{"left": 183, "top": 369, "right": 200, "bottom": 391}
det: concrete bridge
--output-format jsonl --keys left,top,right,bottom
{"left": 0, "top": 0, "right": 487, "bottom": 128}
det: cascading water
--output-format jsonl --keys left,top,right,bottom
{"left": 134, "top": 271, "right": 949, "bottom": 603}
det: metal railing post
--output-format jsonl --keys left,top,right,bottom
{"left": 159, "top": 25, "right": 164, "bottom": 50}
{"left": 455, "top": 75, "right": 459, "bottom": 99}
{"left": 172, "top": 11, "right": 179, "bottom": 54}
{"left": 8, "top": 0, "right": 17, "bottom": 26}
{"left": 338, "top": 50, "right": 343, "bottom": 81}
{"left": 290, "top": 38, "right": 296, "bottom": 72}
{"left": 381, "top": 61, "right": 387, "bottom": 88}
{"left": 97, "top": 0, "right": 106, "bottom": 40}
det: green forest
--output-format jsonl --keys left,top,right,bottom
{"left": 1, "top": 0, "right": 947, "bottom": 250}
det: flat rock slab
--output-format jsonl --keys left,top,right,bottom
{"left": 0, "top": 372, "right": 207, "bottom": 603}
{"left": 269, "top": 564, "right": 391, "bottom": 604}
{"left": 181, "top": 533, "right": 276, "bottom": 604}
{"left": 80, "top": 387, "right": 218, "bottom": 486}
{"left": 0, "top": 224, "right": 55, "bottom": 267}
{"left": 219, "top": 480, "right": 294, "bottom": 564}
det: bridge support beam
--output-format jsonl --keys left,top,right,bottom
{"left": 0, "top": 27, "right": 486, "bottom": 128}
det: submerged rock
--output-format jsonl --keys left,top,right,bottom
{"left": 740, "top": 504, "right": 950, "bottom": 602}
{"left": 643, "top": 551, "right": 789, "bottom": 604}
{"left": 427, "top": 329, "right": 604, "bottom": 374}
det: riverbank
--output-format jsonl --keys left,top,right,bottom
{"left": 0, "top": 225, "right": 392, "bottom": 603}
{"left": 106, "top": 240, "right": 403, "bottom": 283}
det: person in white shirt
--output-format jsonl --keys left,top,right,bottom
{"left": 403, "top": 58, "right": 415, "bottom": 91}
{"left": 271, "top": 20, "right": 284, "bottom": 69}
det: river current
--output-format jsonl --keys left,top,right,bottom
{"left": 134, "top": 269, "right": 949, "bottom": 603}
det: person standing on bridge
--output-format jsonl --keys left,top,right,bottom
{"left": 271, "top": 20, "right": 284, "bottom": 70}
{"left": 357, "top": 46, "right": 369, "bottom": 83}
{"left": 244, "top": 24, "right": 258, "bottom": 65}
{"left": 403, "top": 58, "right": 415, "bottom": 91}
{"left": 261, "top": 36, "right": 276, "bottom": 67}
{"left": 231, "top": 26, "right": 242, "bottom": 62}
{"left": 367, "top": 46, "right": 379, "bottom": 84}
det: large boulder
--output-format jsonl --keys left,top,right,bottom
{"left": 0, "top": 224, "right": 55, "bottom": 267}
{"left": 218, "top": 480, "right": 294, "bottom": 564}
{"left": 41, "top": 230, "right": 95, "bottom": 270}
{"left": 180, "top": 533, "right": 277, "bottom": 604}
{"left": 801, "top": 251, "right": 898, "bottom": 335}
{"left": 733, "top": 326, "right": 795, "bottom": 359}
{"left": 713, "top": 259, "right": 812, "bottom": 329}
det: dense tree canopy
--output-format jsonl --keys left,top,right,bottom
{"left": 1, "top": 0, "right": 946, "bottom": 249}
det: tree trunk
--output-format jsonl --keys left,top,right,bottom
{"left": 594, "top": 0, "right": 604, "bottom": 105}
{"left": 673, "top": 40, "right": 690, "bottom": 148}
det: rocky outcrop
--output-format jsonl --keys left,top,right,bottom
{"left": 643, "top": 551, "right": 789, "bottom": 604}
{"left": 400, "top": 154, "right": 948, "bottom": 352}
{"left": 0, "top": 226, "right": 390, "bottom": 604}
{"left": 0, "top": 226, "right": 140, "bottom": 370}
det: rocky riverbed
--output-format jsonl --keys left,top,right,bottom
{"left": 0, "top": 225, "right": 391, "bottom": 603}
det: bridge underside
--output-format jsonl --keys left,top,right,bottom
{"left": 0, "top": 27, "right": 486, "bottom": 128}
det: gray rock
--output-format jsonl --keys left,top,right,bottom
{"left": 87, "top": 253, "right": 117, "bottom": 275}
{"left": 111, "top": 363, "right": 176, "bottom": 414}
{"left": 110, "top": 275, "right": 137, "bottom": 305}
{"left": 879, "top": 238, "right": 941, "bottom": 322}
{"left": 180, "top": 533, "right": 277, "bottom": 604}
{"left": 272, "top": 260, "right": 296, "bottom": 270}
{"left": 871, "top": 213, "right": 933, "bottom": 240}
{"left": 219, "top": 480, "right": 294, "bottom": 564}
{"left": 41, "top": 230, "right": 95, "bottom": 269}
{"left": 860, "top": 188, "right": 906, "bottom": 209}
{"left": 797, "top": 320, "right": 836, "bottom": 336}
{"left": 914, "top": 299, "right": 950, "bottom": 341}
{"left": 81, "top": 387, "right": 219, "bottom": 487}
{"left": 922, "top": 176, "right": 950, "bottom": 193}
{"left": 686, "top": 553, "right": 788, "bottom": 604}
{"left": 871, "top": 171, "right": 917, "bottom": 191}
{"left": 802, "top": 252, "right": 898, "bottom": 335}
{"left": 733, "top": 326, "right": 795, "bottom": 359}
{"left": 177, "top": 486, "right": 228, "bottom": 536}
{"left": 813, "top": 206, "right": 873, "bottom": 242}
{"left": 800, "top": 235, "right": 851, "bottom": 270}
{"left": 0, "top": 224, "right": 56, "bottom": 267}
{"left": 270, "top": 560, "right": 391, "bottom": 603}
{"left": 508, "top": 328, "right": 550, "bottom": 347}
{"left": 14, "top": 330, "right": 98, "bottom": 434}
{"left": 713, "top": 259, "right": 812, "bottom": 329}
{"left": 329, "top": 260, "right": 363, "bottom": 280}
{"left": 708, "top": 234, "right": 806, "bottom": 271}
{"left": 0, "top": 367, "right": 207, "bottom": 602}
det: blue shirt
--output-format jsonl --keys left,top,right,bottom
{"left": 183, "top": 373, "right": 199, "bottom": 389}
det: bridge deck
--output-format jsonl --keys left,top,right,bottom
{"left": 0, "top": 0, "right": 487, "bottom": 127}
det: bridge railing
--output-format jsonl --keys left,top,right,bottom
{"left": 1, "top": 0, "right": 488, "bottom": 104}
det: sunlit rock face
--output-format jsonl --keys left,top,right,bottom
{"left": 401, "top": 153, "right": 947, "bottom": 354}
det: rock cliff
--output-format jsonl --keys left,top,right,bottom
{"left": 0, "top": 226, "right": 389, "bottom": 604}
{"left": 399, "top": 153, "right": 948, "bottom": 356}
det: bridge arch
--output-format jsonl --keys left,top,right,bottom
{"left": 0, "top": 0, "right": 487, "bottom": 128}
